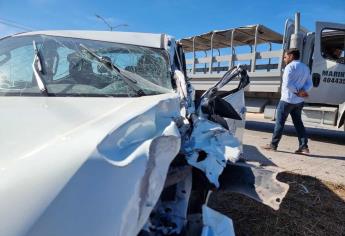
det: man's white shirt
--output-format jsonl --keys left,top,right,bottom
{"left": 281, "top": 60, "right": 312, "bottom": 104}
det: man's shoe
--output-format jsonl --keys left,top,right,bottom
{"left": 295, "top": 147, "right": 310, "bottom": 155}
{"left": 262, "top": 144, "right": 277, "bottom": 151}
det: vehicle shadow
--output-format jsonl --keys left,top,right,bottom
{"left": 209, "top": 172, "right": 345, "bottom": 236}
{"left": 245, "top": 120, "right": 345, "bottom": 145}
{"left": 275, "top": 149, "right": 345, "bottom": 161}
{"left": 243, "top": 144, "right": 277, "bottom": 166}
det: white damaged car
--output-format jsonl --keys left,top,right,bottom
{"left": 0, "top": 31, "right": 289, "bottom": 236}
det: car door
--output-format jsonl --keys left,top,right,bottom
{"left": 306, "top": 22, "right": 345, "bottom": 105}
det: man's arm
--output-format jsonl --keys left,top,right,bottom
{"left": 296, "top": 69, "right": 313, "bottom": 97}
{"left": 285, "top": 65, "right": 298, "bottom": 93}
{"left": 302, "top": 72, "right": 313, "bottom": 92}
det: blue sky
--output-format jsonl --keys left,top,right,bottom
{"left": 0, "top": 0, "right": 344, "bottom": 39}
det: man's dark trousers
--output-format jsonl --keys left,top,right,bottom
{"left": 271, "top": 100, "right": 308, "bottom": 149}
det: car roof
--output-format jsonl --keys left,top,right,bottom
{"left": 13, "top": 30, "right": 171, "bottom": 49}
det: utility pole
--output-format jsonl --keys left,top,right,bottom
{"left": 95, "top": 14, "right": 128, "bottom": 31}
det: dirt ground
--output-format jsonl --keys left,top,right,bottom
{"left": 210, "top": 116, "right": 345, "bottom": 235}
{"left": 210, "top": 172, "right": 345, "bottom": 236}
{"left": 244, "top": 116, "right": 345, "bottom": 184}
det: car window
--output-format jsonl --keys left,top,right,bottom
{"left": 321, "top": 28, "right": 345, "bottom": 64}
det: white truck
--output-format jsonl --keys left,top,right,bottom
{"left": 179, "top": 12, "right": 345, "bottom": 131}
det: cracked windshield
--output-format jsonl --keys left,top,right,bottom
{"left": 0, "top": 35, "right": 173, "bottom": 97}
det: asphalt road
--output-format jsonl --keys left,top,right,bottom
{"left": 243, "top": 115, "right": 345, "bottom": 184}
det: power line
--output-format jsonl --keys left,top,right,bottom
{"left": 0, "top": 18, "right": 34, "bottom": 31}
{"left": 95, "top": 14, "right": 128, "bottom": 31}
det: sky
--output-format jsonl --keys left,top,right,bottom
{"left": 0, "top": 0, "right": 344, "bottom": 39}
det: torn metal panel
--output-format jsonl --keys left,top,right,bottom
{"left": 222, "top": 89, "right": 247, "bottom": 153}
{"left": 183, "top": 117, "right": 241, "bottom": 188}
{"left": 181, "top": 67, "right": 249, "bottom": 188}
{"left": 219, "top": 162, "right": 289, "bottom": 210}
{"left": 164, "top": 166, "right": 192, "bottom": 188}
{"left": 173, "top": 69, "right": 195, "bottom": 117}
{"left": 201, "top": 205, "right": 235, "bottom": 236}
{"left": 142, "top": 168, "right": 193, "bottom": 235}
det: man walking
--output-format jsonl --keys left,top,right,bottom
{"left": 263, "top": 48, "right": 312, "bottom": 154}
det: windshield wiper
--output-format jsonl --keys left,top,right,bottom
{"left": 32, "top": 40, "right": 48, "bottom": 96}
{"left": 79, "top": 44, "right": 145, "bottom": 96}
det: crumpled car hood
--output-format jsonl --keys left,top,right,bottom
{"left": 0, "top": 96, "right": 170, "bottom": 160}
{"left": 0, "top": 93, "right": 181, "bottom": 236}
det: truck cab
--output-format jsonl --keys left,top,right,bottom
{"left": 286, "top": 19, "right": 345, "bottom": 128}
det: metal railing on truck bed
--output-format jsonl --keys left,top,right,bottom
{"left": 179, "top": 24, "right": 285, "bottom": 92}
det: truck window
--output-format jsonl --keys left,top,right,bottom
{"left": 321, "top": 28, "right": 345, "bottom": 64}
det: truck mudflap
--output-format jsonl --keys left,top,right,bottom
{"left": 337, "top": 102, "right": 345, "bottom": 129}
{"left": 218, "top": 162, "right": 289, "bottom": 210}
